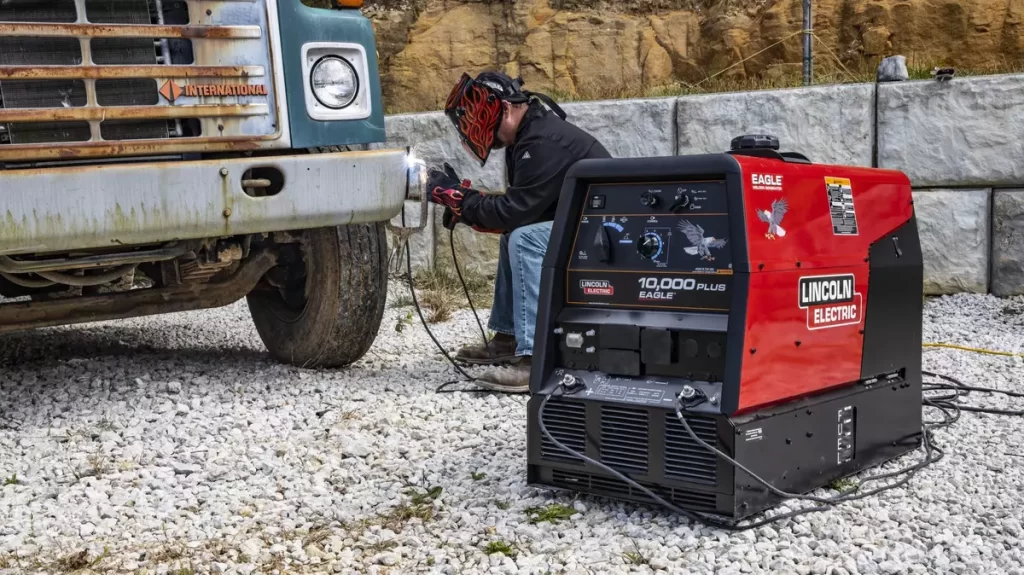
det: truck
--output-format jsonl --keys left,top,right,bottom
{"left": 0, "top": 0, "right": 424, "bottom": 367}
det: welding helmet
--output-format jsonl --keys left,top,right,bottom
{"left": 443, "top": 71, "right": 565, "bottom": 166}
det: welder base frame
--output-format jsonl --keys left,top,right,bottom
{"left": 526, "top": 374, "right": 922, "bottom": 522}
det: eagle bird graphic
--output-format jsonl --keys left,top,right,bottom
{"left": 758, "top": 197, "right": 788, "bottom": 239}
{"left": 679, "top": 220, "right": 727, "bottom": 261}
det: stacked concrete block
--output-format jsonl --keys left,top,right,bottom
{"left": 563, "top": 97, "right": 677, "bottom": 158}
{"left": 676, "top": 83, "right": 876, "bottom": 166}
{"left": 911, "top": 190, "right": 991, "bottom": 294}
{"left": 992, "top": 191, "right": 1024, "bottom": 297}
{"left": 877, "top": 74, "right": 1024, "bottom": 188}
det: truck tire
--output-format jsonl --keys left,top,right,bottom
{"left": 246, "top": 223, "right": 388, "bottom": 368}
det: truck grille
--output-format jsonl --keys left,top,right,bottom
{"left": 0, "top": 0, "right": 279, "bottom": 161}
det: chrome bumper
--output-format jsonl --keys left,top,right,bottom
{"left": 0, "top": 150, "right": 410, "bottom": 256}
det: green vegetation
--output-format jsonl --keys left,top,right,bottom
{"left": 524, "top": 503, "right": 577, "bottom": 524}
{"left": 484, "top": 540, "right": 517, "bottom": 558}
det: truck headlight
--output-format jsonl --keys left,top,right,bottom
{"left": 310, "top": 56, "right": 359, "bottom": 109}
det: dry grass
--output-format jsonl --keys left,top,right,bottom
{"left": 394, "top": 246, "right": 492, "bottom": 324}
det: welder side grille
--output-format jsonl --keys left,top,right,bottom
{"left": 551, "top": 469, "right": 718, "bottom": 512}
{"left": 599, "top": 406, "right": 648, "bottom": 474}
{"left": 664, "top": 414, "right": 719, "bottom": 485}
{"left": 540, "top": 400, "right": 586, "bottom": 464}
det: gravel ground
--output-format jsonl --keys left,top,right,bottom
{"left": 0, "top": 292, "right": 1022, "bottom": 575}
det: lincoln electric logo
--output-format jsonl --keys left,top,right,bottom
{"left": 159, "top": 80, "right": 269, "bottom": 104}
{"left": 580, "top": 279, "right": 614, "bottom": 296}
{"left": 798, "top": 274, "right": 863, "bottom": 330}
{"left": 751, "top": 173, "right": 783, "bottom": 191}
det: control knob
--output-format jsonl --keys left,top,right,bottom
{"left": 640, "top": 191, "right": 660, "bottom": 209}
{"left": 637, "top": 232, "right": 663, "bottom": 260}
{"left": 670, "top": 194, "right": 690, "bottom": 213}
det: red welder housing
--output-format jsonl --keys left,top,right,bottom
{"left": 734, "top": 155, "right": 914, "bottom": 413}
{"left": 527, "top": 138, "right": 924, "bottom": 520}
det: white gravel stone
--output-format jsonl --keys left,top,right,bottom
{"left": 0, "top": 294, "right": 1020, "bottom": 574}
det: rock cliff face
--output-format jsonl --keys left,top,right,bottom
{"left": 365, "top": 0, "right": 1024, "bottom": 112}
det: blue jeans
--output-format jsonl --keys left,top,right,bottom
{"left": 487, "top": 221, "right": 552, "bottom": 357}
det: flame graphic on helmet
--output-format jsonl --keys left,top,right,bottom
{"left": 444, "top": 74, "right": 503, "bottom": 165}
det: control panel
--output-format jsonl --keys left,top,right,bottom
{"left": 566, "top": 180, "right": 733, "bottom": 312}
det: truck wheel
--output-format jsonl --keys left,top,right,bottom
{"left": 246, "top": 223, "right": 388, "bottom": 368}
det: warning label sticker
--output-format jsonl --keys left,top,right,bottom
{"left": 825, "top": 177, "right": 858, "bottom": 235}
{"left": 798, "top": 273, "right": 864, "bottom": 330}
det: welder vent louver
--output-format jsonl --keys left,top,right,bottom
{"left": 599, "top": 406, "right": 649, "bottom": 474}
{"left": 664, "top": 414, "right": 719, "bottom": 485}
{"left": 551, "top": 469, "right": 718, "bottom": 512}
{"left": 540, "top": 400, "right": 586, "bottom": 463}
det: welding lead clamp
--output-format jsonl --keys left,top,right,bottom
{"left": 678, "top": 384, "right": 708, "bottom": 408}
{"left": 560, "top": 373, "right": 586, "bottom": 395}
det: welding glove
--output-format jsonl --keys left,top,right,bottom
{"left": 427, "top": 162, "right": 462, "bottom": 192}
{"left": 428, "top": 162, "right": 477, "bottom": 218}
{"left": 428, "top": 163, "right": 501, "bottom": 234}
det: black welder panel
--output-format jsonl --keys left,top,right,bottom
{"left": 568, "top": 271, "right": 733, "bottom": 312}
{"left": 861, "top": 214, "right": 923, "bottom": 380}
{"left": 730, "top": 380, "right": 922, "bottom": 518}
{"left": 600, "top": 325, "right": 640, "bottom": 350}
{"left": 641, "top": 328, "right": 674, "bottom": 365}
{"left": 599, "top": 350, "right": 641, "bottom": 376}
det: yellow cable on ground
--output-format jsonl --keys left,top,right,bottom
{"left": 923, "top": 342, "right": 1024, "bottom": 359}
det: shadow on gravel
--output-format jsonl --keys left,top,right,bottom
{"left": 0, "top": 324, "right": 269, "bottom": 368}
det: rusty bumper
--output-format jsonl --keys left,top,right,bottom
{"left": 0, "top": 149, "right": 409, "bottom": 256}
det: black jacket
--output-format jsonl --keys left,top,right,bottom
{"left": 459, "top": 101, "right": 611, "bottom": 231}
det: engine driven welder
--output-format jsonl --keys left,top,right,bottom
{"left": 526, "top": 135, "right": 924, "bottom": 522}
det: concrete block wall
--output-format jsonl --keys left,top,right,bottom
{"left": 383, "top": 73, "right": 1024, "bottom": 297}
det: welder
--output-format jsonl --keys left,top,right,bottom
{"left": 426, "top": 70, "right": 610, "bottom": 392}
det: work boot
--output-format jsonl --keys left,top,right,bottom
{"left": 473, "top": 355, "right": 531, "bottom": 394}
{"left": 455, "top": 332, "right": 519, "bottom": 365}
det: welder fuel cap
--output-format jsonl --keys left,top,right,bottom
{"left": 730, "top": 134, "right": 780, "bottom": 150}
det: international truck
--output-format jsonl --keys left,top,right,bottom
{"left": 0, "top": 0, "right": 422, "bottom": 367}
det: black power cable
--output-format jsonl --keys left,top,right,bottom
{"left": 450, "top": 228, "right": 489, "bottom": 347}
{"left": 922, "top": 370, "right": 1024, "bottom": 416}
{"left": 400, "top": 214, "right": 514, "bottom": 394}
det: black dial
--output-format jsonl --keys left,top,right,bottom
{"left": 640, "top": 191, "right": 660, "bottom": 208}
{"left": 670, "top": 194, "right": 690, "bottom": 212}
{"left": 637, "top": 232, "right": 663, "bottom": 260}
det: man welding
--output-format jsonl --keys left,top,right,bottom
{"left": 426, "top": 71, "right": 610, "bottom": 392}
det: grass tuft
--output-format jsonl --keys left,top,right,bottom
{"left": 367, "top": 486, "right": 444, "bottom": 532}
{"left": 621, "top": 538, "right": 649, "bottom": 565}
{"left": 50, "top": 547, "right": 110, "bottom": 572}
{"left": 411, "top": 253, "right": 492, "bottom": 324}
{"left": 484, "top": 540, "right": 516, "bottom": 558}
{"left": 827, "top": 477, "right": 858, "bottom": 492}
{"left": 524, "top": 503, "right": 577, "bottom": 525}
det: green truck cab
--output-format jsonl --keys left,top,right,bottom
{"left": 0, "top": 0, "right": 421, "bottom": 367}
